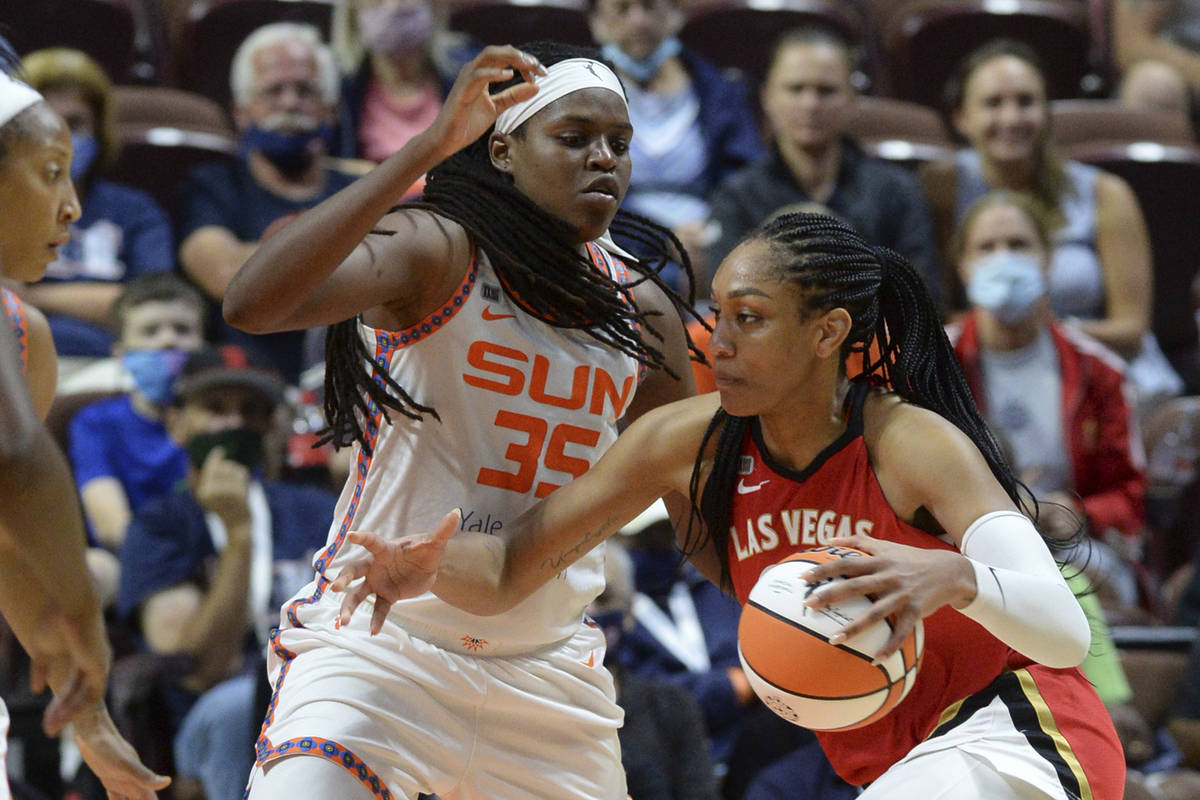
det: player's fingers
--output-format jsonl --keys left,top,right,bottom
{"left": 346, "top": 529, "right": 388, "bottom": 555}
{"left": 452, "top": 66, "right": 523, "bottom": 108}
{"left": 42, "top": 669, "right": 85, "bottom": 737}
{"left": 804, "top": 557, "right": 877, "bottom": 585}
{"left": 872, "top": 610, "right": 922, "bottom": 663}
{"left": 829, "top": 593, "right": 905, "bottom": 645}
{"left": 29, "top": 657, "right": 48, "bottom": 695}
{"left": 329, "top": 562, "right": 367, "bottom": 593}
{"left": 804, "top": 571, "right": 890, "bottom": 608}
{"left": 370, "top": 598, "right": 391, "bottom": 636}
{"left": 338, "top": 581, "right": 371, "bottom": 627}
{"left": 434, "top": 509, "right": 461, "bottom": 542}
{"left": 471, "top": 45, "right": 543, "bottom": 73}
{"left": 489, "top": 82, "right": 540, "bottom": 111}
{"left": 827, "top": 536, "right": 882, "bottom": 553}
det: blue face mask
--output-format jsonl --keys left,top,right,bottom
{"left": 601, "top": 37, "right": 682, "bottom": 84}
{"left": 122, "top": 348, "right": 190, "bottom": 406}
{"left": 240, "top": 123, "right": 334, "bottom": 176}
{"left": 966, "top": 251, "right": 1047, "bottom": 326}
{"left": 70, "top": 133, "right": 99, "bottom": 184}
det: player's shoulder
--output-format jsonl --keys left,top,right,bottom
{"left": 862, "top": 387, "right": 975, "bottom": 463}
{"left": 374, "top": 208, "right": 469, "bottom": 252}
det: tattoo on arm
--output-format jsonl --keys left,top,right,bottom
{"left": 539, "top": 515, "right": 620, "bottom": 572}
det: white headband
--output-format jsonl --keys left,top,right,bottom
{"left": 0, "top": 71, "right": 42, "bottom": 129}
{"left": 494, "top": 58, "right": 627, "bottom": 136}
{"left": 493, "top": 58, "right": 634, "bottom": 261}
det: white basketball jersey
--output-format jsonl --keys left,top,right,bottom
{"left": 308, "top": 243, "right": 642, "bottom": 656}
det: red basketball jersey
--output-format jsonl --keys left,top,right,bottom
{"left": 725, "top": 381, "right": 1122, "bottom": 794}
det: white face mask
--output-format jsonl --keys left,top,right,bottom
{"left": 966, "top": 251, "right": 1047, "bottom": 325}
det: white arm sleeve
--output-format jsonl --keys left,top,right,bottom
{"left": 956, "top": 510, "right": 1090, "bottom": 668}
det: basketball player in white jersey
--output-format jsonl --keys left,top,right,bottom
{"left": 224, "top": 42, "right": 699, "bottom": 797}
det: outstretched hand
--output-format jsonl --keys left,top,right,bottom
{"left": 331, "top": 510, "right": 461, "bottom": 635}
{"left": 800, "top": 536, "right": 976, "bottom": 661}
{"left": 27, "top": 606, "right": 110, "bottom": 737}
{"left": 73, "top": 705, "right": 171, "bottom": 799}
{"left": 428, "top": 46, "right": 546, "bottom": 161}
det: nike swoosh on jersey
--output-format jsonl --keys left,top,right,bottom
{"left": 736, "top": 479, "right": 769, "bottom": 494}
{"left": 481, "top": 306, "right": 516, "bottom": 321}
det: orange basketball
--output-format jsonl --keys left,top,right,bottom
{"left": 737, "top": 546, "right": 923, "bottom": 731}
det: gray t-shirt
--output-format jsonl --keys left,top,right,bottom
{"left": 979, "top": 328, "right": 1070, "bottom": 495}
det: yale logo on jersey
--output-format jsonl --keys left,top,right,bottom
{"left": 463, "top": 341, "right": 635, "bottom": 417}
{"left": 731, "top": 509, "right": 875, "bottom": 561}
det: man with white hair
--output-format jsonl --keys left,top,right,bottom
{"left": 178, "top": 22, "right": 356, "bottom": 382}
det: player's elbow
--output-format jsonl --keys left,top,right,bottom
{"left": 1043, "top": 600, "right": 1092, "bottom": 669}
{"left": 222, "top": 290, "right": 272, "bottom": 333}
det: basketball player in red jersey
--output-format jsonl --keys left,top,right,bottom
{"left": 0, "top": 48, "right": 169, "bottom": 797}
{"left": 336, "top": 211, "right": 1125, "bottom": 798}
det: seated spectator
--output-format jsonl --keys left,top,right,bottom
{"left": 924, "top": 39, "right": 1181, "bottom": 409}
{"left": 945, "top": 190, "right": 1147, "bottom": 610}
{"left": 1114, "top": 0, "right": 1200, "bottom": 128}
{"left": 115, "top": 345, "right": 336, "bottom": 800}
{"left": 331, "top": 0, "right": 477, "bottom": 167}
{"left": 70, "top": 273, "right": 206, "bottom": 555}
{"left": 706, "top": 27, "right": 940, "bottom": 302}
{"left": 1118, "top": 59, "right": 1193, "bottom": 118}
{"left": 18, "top": 48, "right": 174, "bottom": 372}
{"left": 588, "top": 0, "right": 764, "bottom": 288}
{"left": 178, "top": 22, "right": 357, "bottom": 383}
{"left": 591, "top": 537, "right": 719, "bottom": 800}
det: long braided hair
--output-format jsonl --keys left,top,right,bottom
{"left": 322, "top": 41, "right": 704, "bottom": 453}
{"left": 686, "top": 212, "right": 1042, "bottom": 590}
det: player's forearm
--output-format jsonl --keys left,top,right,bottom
{"left": 0, "top": 547, "right": 108, "bottom": 693}
{"left": 0, "top": 427, "right": 102, "bottom": 621}
{"left": 223, "top": 130, "right": 445, "bottom": 330}
{"left": 432, "top": 496, "right": 636, "bottom": 615}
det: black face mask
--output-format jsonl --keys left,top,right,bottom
{"left": 187, "top": 428, "right": 265, "bottom": 471}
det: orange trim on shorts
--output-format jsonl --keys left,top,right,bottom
{"left": 252, "top": 731, "right": 396, "bottom": 800}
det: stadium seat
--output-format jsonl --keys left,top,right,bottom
{"left": 878, "top": 0, "right": 1100, "bottom": 109}
{"left": 1068, "top": 144, "right": 1200, "bottom": 390}
{"left": 178, "top": 0, "right": 335, "bottom": 111}
{"left": 108, "top": 86, "right": 238, "bottom": 217}
{"left": 0, "top": 0, "right": 161, "bottom": 84}
{"left": 1050, "top": 99, "right": 1196, "bottom": 150}
{"left": 447, "top": 0, "right": 592, "bottom": 48}
{"left": 679, "top": 0, "right": 870, "bottom": 88}
{"left": 844, "top": 95, "right": 956, "bottom": 169}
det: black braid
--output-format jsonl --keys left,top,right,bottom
{"left": 322, "top": 41, "right": 705, "bottom": 454}
{"left": 684, "top": 212, "right": 1047, "bottom": 590}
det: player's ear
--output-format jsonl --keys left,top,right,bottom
{"left": 814, "top": 308, "right": 852, "bottom": 359}
{"left": 489, "top": 132, "right": 514, "bottom": 174}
